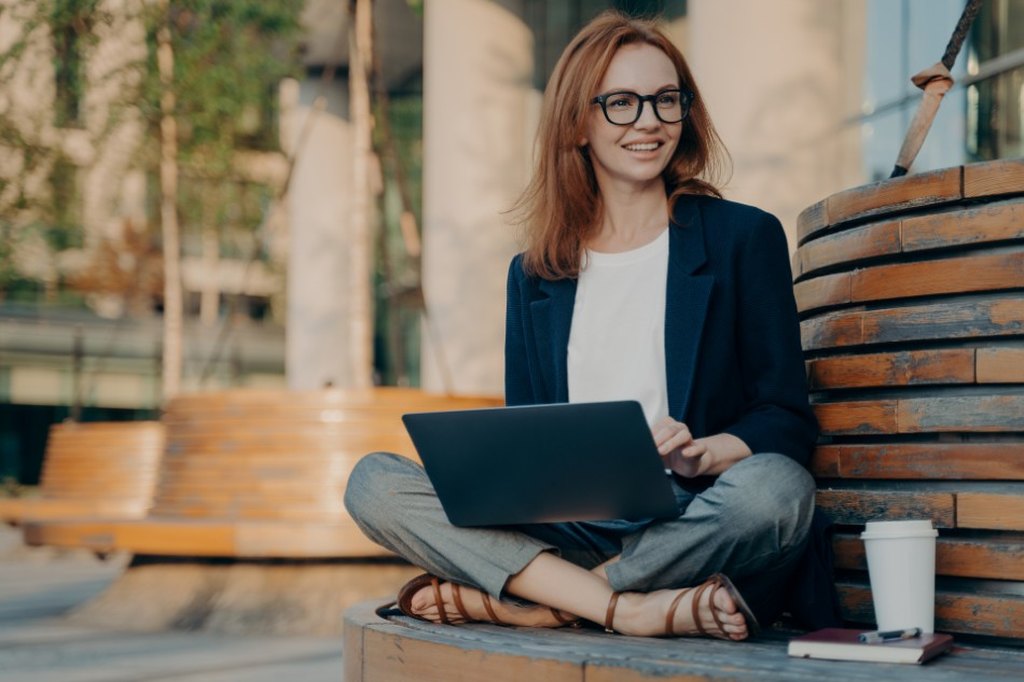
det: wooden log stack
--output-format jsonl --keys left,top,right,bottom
{"left": 794, "top": 159, "right": 1024, "bottom": 640}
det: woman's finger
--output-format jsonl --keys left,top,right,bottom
{"left": 680, "top": 441, "right": 708, "bottom": 458}
{"left": 657, "top": 428, "right": 693, "bottom": 455}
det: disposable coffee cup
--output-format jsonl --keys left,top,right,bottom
{"left": 860, "top": 519, "right": 938, "bottom": 634}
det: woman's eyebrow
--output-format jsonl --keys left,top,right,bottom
{"left": 598, "top": 83, "right": 680, "bottom": 94}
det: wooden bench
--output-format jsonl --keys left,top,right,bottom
{"left": 19, "top": 387, "right": 501, "bottom": 634}
{"left": 23, "top": 387, "right": 502, "bottom": 558}
{"left": 795, "top": 158, "right": 1024, "bottom": 641}
{"left": 0, "top": 421, "right": 163, "bottom": 524}
{"left": 342, "top": 602, "right": 1024, "bottom": 681}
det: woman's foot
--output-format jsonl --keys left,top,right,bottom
{"left": 400, "top": 574, "right": 576, "bottom": 627}
{"left": 606, "top": 576, "right": 752, "bottom": 640}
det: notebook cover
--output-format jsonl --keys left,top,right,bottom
{"left": 787, "top": 628, "right": 954, "bottom": 664}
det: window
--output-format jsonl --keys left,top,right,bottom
{"left": 51, "top": 1, "right": 94, "bottom": 129}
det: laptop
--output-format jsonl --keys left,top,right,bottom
{"left": 401, "top": 400, "right": 679, "bottom": 527}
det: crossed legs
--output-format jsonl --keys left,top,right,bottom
{"left": 344, "top": 451, "right": 814, "bottom": 638}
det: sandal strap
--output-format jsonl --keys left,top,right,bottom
{"left": 705, "top": 578, "right": 729, "bottom": 636}
{"left": 450, "top": 584, "right": 474, "bottom": 622}
{"left": 690, "top": 580, "right": 716, "bottom": 637}
{"left": 480, "top": 592, "right": 503, "bottom": 624}
{"left": 664, "top": 586, "right": 692, "bottom": 636}
{"left": 692, "top": 575, "right": 732, "bottom": 639}
{"left": 604, "top": 592, "right": 622, "bottom": 633}
{"left": 430, "top": 576, "right": 450, "bottom": 625}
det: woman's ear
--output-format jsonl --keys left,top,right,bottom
{"left": 578, "top": 137, "right": 588, "bottom": 147}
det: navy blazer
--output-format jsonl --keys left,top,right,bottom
{"left": 504, "top": 194, "right": 818, "bottom": 465}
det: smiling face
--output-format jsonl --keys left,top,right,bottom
{"left": 582, "top": 42, "right": 682, "bottom": 192}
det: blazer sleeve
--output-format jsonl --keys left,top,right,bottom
{"left": 722, "top": 214, "right": 819, "bottom": 465}
{"left": 504, "top": 255, "right": 535, "bottom": 406}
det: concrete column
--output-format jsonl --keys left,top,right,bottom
{"left": 281, "top": 77, "right": 355, "bottom": 389}
{"left": 420, "top": 0, "right": 536, "bottom": 395}
{"left": 687, "top": 0, "right": 865, "bottom": 249}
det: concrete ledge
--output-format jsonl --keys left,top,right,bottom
{"left": 342, "top": 599, "right": 1024, "bottom": 681}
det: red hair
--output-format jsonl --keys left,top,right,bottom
{"left": 513, "top": 11, "right": 729, "bottom": 280}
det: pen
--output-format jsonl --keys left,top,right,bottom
{"left": 858, "top": 627, "right": 922, "bottom": 644}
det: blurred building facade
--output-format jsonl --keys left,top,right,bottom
{"left": 412, "top": 0, "right": 1023, "bottom": 397}
{"left": 1, "top": 0, "right": 1021, "bottom": 483}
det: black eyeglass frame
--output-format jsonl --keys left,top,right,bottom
{"left": 591, "top": 88, "right": 694, "bottom": 126}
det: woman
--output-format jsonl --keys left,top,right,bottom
{"left": 345, "top": 11, "right": 817, "bottom": 640}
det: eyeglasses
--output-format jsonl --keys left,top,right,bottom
{"left": 591, "top": 88, "right": 694, "bottom": 126}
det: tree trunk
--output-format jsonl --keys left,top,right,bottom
{"left": 348, "top": 0, "right": 375, "bottom": 388}
{"left": 200, "top": 187, "right": 219, "bottom": 327}
{"left": 158, "top": 2, "right": 182, "bottom": 399}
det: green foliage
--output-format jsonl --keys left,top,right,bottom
{"left": 139, "top": 0, "right": 303, "bottom": 174}
{"left": 0, "top": 0, "right": 304, "bottom": 305}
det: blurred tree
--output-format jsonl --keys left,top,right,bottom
{"left": 0, "top": 0, "right": 301, "bottom": 393}
{"left": 139, "top": 0, "right": 302, "bottom": 396}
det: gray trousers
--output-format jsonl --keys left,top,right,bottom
{"left": 344, "top": 451, "right": 815, "bottom": 625}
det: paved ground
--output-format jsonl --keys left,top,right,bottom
{"left": 0, "top": 527, "right": 344, "bottom": 682}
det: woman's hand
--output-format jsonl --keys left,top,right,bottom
{"left": 652, "top": 417, "right": 713, "bottom": 478}
{"left": 651, "top": 417, "right": 754, "bottom": 477}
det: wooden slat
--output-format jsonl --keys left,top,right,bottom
{"left": 811, "top": 443, "right": 1024, "bottom": 480}
{"left": 813, "top": 401, "right": 897, "bottom": 435}
{"left": 796, "top": 199, "right": 828, "bottom": 244}
{"left": 901, "top": 199, "right": 1024, "bottom": 252}
{"left": 793, "top": 272, "right": 851, "bottom": 312}
{"left": 818, "top": 396, "right": 1024, "bottom": 436}
{"left": 964, "top": 158, "right": 1024, "bottom": 198}
{"left": 957, "top": 493, "right": 1024, "bottom": 530}
{"left": 826, "top": 167, "right": 962, "bottom": 228}
{"left": 834, "top": 533, "right": 1024, "bottom": 580}
{"left": 802, "top": 297, "right": 1024, "bottom": 351}
{"left": 360, "top": 622, "right": 582, "bottom": 682}
{"left": 807, "top": 349, "right": 975, "bottom": 390}
{"left": 815, "top": 489, "right": 955, "bottom": 527}
{"left": 898, "top": 395, "right": 1024, "bottom": 433}
{"left": 851, "top": 251, "right": 1024, "bottom": 306}
{"left": 810, "top": 447, "right": 841, "bottom": 477}
{"left": 23, "top": 518, "right": 393, "bottom": 558}
{"left": 799, "top": 167, "right": 962, "bottom": 243}
{"left": 838, "top": 581, "right": 1024, "bottom": 639}
{"left": 977, "top": 348, "right": 1024, "bottom": 383}
{"left": 797, "top": 251, "right": 1024, "bottom": 314}
{"left": 795, "top": 201, "right": 1024, "bottom": 279}
{"left": 0, "top": 498, "right": 148, "bottom": 523}
{"left": 877, "top": 252, "right": 1024, "bottom": 304}
{"left": 795, "top": 219, "right": 901, "bottom": 278}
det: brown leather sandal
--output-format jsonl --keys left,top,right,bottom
{"left": 396, "top": 573, "right": 505, "bottom": 625}
{"left": 603, "top": 573, "right": 760, "bottom": 639}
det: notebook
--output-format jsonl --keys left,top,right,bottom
{"left": 401, "top": 400, "right": 679, "bottom": 527}
{"left": 787, "top": 628, "right": 954, "bottom": 664}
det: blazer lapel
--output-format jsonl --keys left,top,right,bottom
{"left": 531, "top": 276, "right": 577, "bottom": 402}
{"left": 665, "top": 199, "right": 713, "bottom": 421}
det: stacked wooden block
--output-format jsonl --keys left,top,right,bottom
{"left": 794, "top": 159, "right": 1024, "bottom": 640}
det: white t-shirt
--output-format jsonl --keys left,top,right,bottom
{"left": 567, "top": 228, "right": 670, "bottom": 427}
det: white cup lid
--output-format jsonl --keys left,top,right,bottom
{"left": 860, "top": 519, "right": 938, "bottom": 539}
